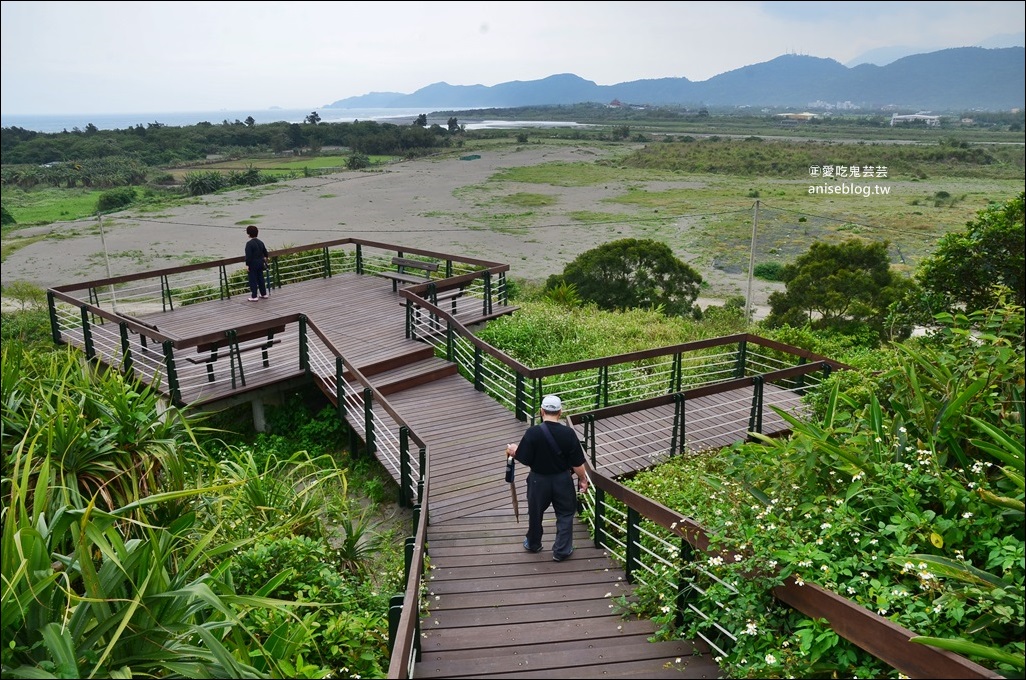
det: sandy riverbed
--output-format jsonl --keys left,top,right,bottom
{"left": 1, "top": 143, "right": 780, "bottom": 316}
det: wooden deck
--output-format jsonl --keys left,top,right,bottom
{"left": 54, "top": 271, "right": 822, "bottom": 678}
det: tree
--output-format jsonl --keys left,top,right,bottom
{"left": 916, "top": 191, "right": 1025, "bottom": 312}
{"left": 547, "top": 238, "right": 703, "bottom": 317}
{"left": 447, "top": 117, "right": 460, "bottom": 133}
{"left": 765, "top": 239, "right": 912, "bottom": 343}
{"left": 245, "top": 116, "right": 256, "bottom": 127}
{"left": 414, "top": 113, "right": 427, "bottom": 127}
{"left": 305, "top": 111, "right": 321, "bottom": 125}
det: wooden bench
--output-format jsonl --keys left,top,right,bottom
{"left": 185, "top": 325, "right": 284, "bottom": 386}
{"left": 377, "top": 257, "right": 440, "bottom": 292}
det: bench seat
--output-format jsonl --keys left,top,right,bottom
{"left": 186, "top": 325, "right": 285, "bottom": 384}
{"left": 377, "top": 256, "right": 440, "bottom": 291}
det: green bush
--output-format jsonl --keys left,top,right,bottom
{"left": 96, "top": 186, "right": 137, "bottom": 212}
{"left": 231, "top": 535, "right": 391, "bottom": 678}
{"left": 0, "top": 309, "right": 52, "bottom": 346}
{"left": 622, "top": 300, "right": 1025, "bottom": 678}
{"left": 1, "top": 204, "right": 15, "bottom": 226}
{"left": 753, "top": 261, "right": 785, "bottom": 281}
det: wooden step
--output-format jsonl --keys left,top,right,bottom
{"left": 347, "top": 344, "right": 436, "bottom": 380}
{"left": 353, "top": 356, "right": 459, "bottom": 396}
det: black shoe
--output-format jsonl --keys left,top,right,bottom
{"left": 523, "top": 539, "right": 542, "bottom": 553}
{"left": 553, "top": 547, "right": 575, "bottom": 562}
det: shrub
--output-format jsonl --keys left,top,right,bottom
{"left": 753, "top": 261, "right": 784, "bottom": 281}
{"left": 96, "top": 186, "right": 137, "bottom": 212}
{"left": 622, "top": 300, "right": 1025, "bottom": 678}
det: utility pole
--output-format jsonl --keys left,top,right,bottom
{"left": 745, "top": 200, "right": 759, "bottom": 323}
{"left": 97, "top": 212, "right": 118, "bottom": 313}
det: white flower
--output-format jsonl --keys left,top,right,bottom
{"left": 765, "top": 654, "right": 777, "bottom": 665}
{"left": 962, "top": 512, "right": 973, "bottom": 519}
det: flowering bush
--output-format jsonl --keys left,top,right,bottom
{"left": 623, "top": 301, "right": 1025, "bottom": 678}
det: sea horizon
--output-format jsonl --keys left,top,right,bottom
{"left": 0, "top": 107, "right": 456, "bottom": 134}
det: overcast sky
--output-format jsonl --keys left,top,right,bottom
{"left": 2, "top": 0, "right": 1023, "bottom": 115}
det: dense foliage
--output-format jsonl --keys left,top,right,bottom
{"left": 619, "top": 135, "right": 1026, "bottom": 180}
{"left": 544, "top": 238, "right": 703, "bottom": 318}
{"left": 765, "top": 238, "right": 915, "bottom": 343}
{"left": 917, "top": 191, "right": 1025, "bottom": 312}
{"left": 1, "top": 342, "right": 402, "bottom": 678}
{"left": 1, "top": 119, "right": 459, "bottom": 170}
{"left": 624, "top": 301, "right": 1024, "bottom": 677}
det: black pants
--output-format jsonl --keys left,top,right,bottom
{"left": 248, "top": 267, "right": 267, "bottom": 298}
{"left": 525, "top": 470, "right": 576, "bottom": 559}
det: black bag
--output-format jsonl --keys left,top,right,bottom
{"left": 539, "top": 422, "right": 569, "bottom": 471}
{"left": 540, "top": 422, "right": 584, "bottom": 514}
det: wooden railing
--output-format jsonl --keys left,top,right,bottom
{"left": 46, "top": 238, "right": 511, "bottom": 406}
{"left": 44, "top": 239, "right": 1002, "bottom": 678}
{"left": 403, "top": 290, "right": 846, "bottom": 425}
{"left": 577, "top": 467, "right": 1001, "bottom": 679}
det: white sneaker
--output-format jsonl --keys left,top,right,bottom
{"left": 259, "top": 294, "right": 269, "bottom": 299}
{"left": 247, "top": 297, "right": 259, "bottom": 302}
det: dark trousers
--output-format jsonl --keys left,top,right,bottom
{"left": 525, "top": 470, "right": 576, "bottom": 559}
{"left": 248, "top": 267, "right": 267, "bottom": 298}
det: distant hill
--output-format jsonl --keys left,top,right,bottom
{"left": 326, "top": 47, "right": 1024, "bottom": 112}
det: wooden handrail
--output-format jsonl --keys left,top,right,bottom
{"left": 586, "top": 467, "right": 1001, "bottom": 679}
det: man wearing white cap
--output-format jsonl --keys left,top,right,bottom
{"left": 505, "top": 394, "right": 589, "bottom": 561}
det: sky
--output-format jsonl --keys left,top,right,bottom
{"left": 1, "top": 0, "right": 1023, "bottom": 115}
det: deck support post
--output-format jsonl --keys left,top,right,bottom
{"left": 119, "top": 322, "right": 133, "bottom": 373}
{"left": 596, "top": 365, "right": 609, "bottom": 409}
{"left": 335, "top": 357, "right": 346, "bottom": 420}
{"left": 162, "top": 340, "right": 181, "bottom": 404}
{"left": 626, "top": 506, "right": 641, "bottom": 584}
{"left": 676, "top": 539, "right": 695, "bottom": 628}
{"left": 251, "top": 398, "right": 267, "bottom": 433}
{"left": 80, "top": 306, "right": 95, "bottom": 359}
{"left": 515, "top": 373, "right": 527, "bottom": 421}
{"left": 364, "top": 387, "right": 375, "bottom": 455}
{"left": 399, "top": 427, "right": 411, "bottom": 507}
{"left": 734, "top": 338, "right": 748, "bottom": 378}
{"left": 47, "top": 291, "right": 61, "bottom": 344}
{"left": 670, "top": 393, "right": 683, "bottom": 457}
{"left": 299, "top": 315, "right": 309, "bottom": 372}
{"left": 387, "top": 594, "right": 403, "bottom": 655}
{"left": 748, "top": 375, "right": 764, "bottom": 436}
{"left": 418, "top": 447, "right": 426, "bottom": 507}
{"left": 473, "top": 346, "right": 483, "bottom": 391}
{"left": 670, "top": 352, "right": 682, "bottom": 393}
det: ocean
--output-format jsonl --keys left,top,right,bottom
{"left": 0, "top": 107, "right": 446, "bottom": 134}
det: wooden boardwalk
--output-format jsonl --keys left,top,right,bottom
{"left": 54, "top": 272, "right": 821, "bottom": 678}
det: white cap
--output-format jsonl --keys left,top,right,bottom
{"left": 541, "top": 395, "right": 562, "bottom": 412}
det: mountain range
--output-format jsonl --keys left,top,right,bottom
{"left": 326, "top": 47, "right": 1025, "bottom": 112}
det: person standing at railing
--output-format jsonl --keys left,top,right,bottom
{"left": 505, "top": 395, "right": 589, "bottom": 562}
{"left": 244, "top": 225, "right": 270, "bottom": 301}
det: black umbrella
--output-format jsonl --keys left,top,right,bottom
{"left": 505, "top": 454, "right": 520, "bottom": 523}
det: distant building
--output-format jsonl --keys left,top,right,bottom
{"left": 890, "top": 112, "right": 941, "bottom": 127}
{"left": 777, "top": 112, "right": 818, "bottom": 121}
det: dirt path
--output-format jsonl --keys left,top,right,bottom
{"left": 1, "top": 143, "right": 779, "bottom": 317}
